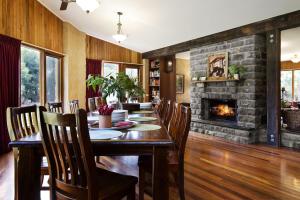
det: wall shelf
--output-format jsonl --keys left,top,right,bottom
{"left": 192, "top": 79, "right": 239, "bottom": 83}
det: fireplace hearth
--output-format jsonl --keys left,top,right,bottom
{"left": 202, "top": 99, "right": 237, "bottom": 124}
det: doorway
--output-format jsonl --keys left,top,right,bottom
{"left": 280, "top": 27, "right": 300, "bottom": 148}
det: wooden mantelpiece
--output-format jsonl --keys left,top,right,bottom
{"left": 191, "top": 79, "right": 239, "bottom": 84}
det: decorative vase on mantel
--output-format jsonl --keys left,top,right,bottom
{"left": 233, "top": 74, "right": 239, "bottom": 80}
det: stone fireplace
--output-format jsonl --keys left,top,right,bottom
{"left": 190, "top": 35, "right": 267, "bottom": 144}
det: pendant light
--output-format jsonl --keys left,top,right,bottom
{"left": 76, "top": 0, "right": 100, "bottom": 13}
{"left": 112, "top": 12, "right": 127, "bottom": 43}
{"left": 291, "top": 54, "right": 300, "bottom": 63}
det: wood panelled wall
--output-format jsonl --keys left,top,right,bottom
{"left": 0, "top": 0, "right": 63, "bottom": 53}
{"left": 86, "top": 35, "right": 142, "bottom": 64}
{"left": 281, "top": 61, "right": 300, "bottom": 70}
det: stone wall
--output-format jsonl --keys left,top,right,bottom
{"left": 190, "top": 35, "right": 267, "bottom": 143}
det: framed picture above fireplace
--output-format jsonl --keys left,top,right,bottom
{"left": 207, "top": 52, "right": 228, "bottom": 80}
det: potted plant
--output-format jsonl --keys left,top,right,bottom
{"left": 86, "top": 72, "right": 145, "bottom": 105}
{"left": 228, "top": 64, "right": 246, "bottom": 80}
{"left": 98, "top": 104, "right": 114, "bottom": 128}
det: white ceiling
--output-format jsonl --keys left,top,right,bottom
{"left": 38, "top": 0, "right": 300, "bottom": 53}
{"left": 281, "top": 27, "right": 300, "bottom": 62}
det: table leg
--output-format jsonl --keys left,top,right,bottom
{"left": 17, "top": 147, "right": 41, "bottom": 200}
{"left": 152, "top": 146, "right": 169, "bottom": 200}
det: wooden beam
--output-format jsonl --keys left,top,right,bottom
{"left": 266, "top": 30, "right": 281, "bottom": 146}
{"left": 142, "top": 10, "right": 300, "bottom": 58}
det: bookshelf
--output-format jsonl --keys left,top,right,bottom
{"left": 149, "top": 59, "right": 161, "bottom": 104}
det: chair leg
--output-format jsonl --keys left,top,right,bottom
{"left": 127, "top": 186, "right": 136, "bottom": 200}
{"left": 178, "top": 164, "right": 185, "bottom": 200}
{"left": 177, "top": 164, "right": 185, "bottom": 200}
{"left": 40, "top": 175, "right": 44, "bottom": 189}
{"left": 139, "top": 166, "right": 145, "bottom": 200}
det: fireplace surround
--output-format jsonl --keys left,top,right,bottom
{"left": 190, "top": 35, "right": 267, "bottom": 144}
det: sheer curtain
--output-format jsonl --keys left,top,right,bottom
{"left": 86, "top": 59, "right": 102, "bottom": 110}
{"left": 0, "top": 35, "right": 21, "bottom": 154}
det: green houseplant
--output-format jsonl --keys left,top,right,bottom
{"left": 228, "top": 64, "right": 246, "bottom": 80}
{"left": 86, "top": 72, "right": 145, "bottom": 104}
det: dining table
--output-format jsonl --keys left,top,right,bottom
{"left": 9, "top": 111, "right": 174, "bottom": 200}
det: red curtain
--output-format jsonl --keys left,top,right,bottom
{"left": 86, "top": 59, "right": 102, "bottom": 110}
{"left": 0, "top": 35, "right": 21, "bottom": 154}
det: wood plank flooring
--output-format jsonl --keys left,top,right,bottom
{"left": 1, "top": 133, "right": 300, "bottom": 200}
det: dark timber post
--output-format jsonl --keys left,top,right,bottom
{"left": 266, "top": 30, "right": 281, "bottom": 146}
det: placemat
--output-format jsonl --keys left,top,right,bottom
{"left": 132, "top": 110, "right": 154, "bottom": 114}
{"left": 128, "top": 124, "right": 161, "bottom": 131}
{"left": 89, "top": 130, "right": 123, "bottom": 140}
{"left": 128, "top": 117, "right": 157, "bottom": 122}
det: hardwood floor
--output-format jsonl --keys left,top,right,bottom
{"left": 1, "top": 133, "right": 300, "bottom": 200}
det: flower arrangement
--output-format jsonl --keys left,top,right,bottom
{"left": 98, "top": 104, "right": 114, "bottom": 115}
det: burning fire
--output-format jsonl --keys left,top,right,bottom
{"left": 213, "top": 104, "right": 235, "bottom": 117}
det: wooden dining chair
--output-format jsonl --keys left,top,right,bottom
{"left": 38, "top": 106, "right": 138, "bottom": 200}
{"left": 138, "top": 105, "right": 191, "bottom": 200}
{"left": 48, "top": 102, "right": 63, "bottom": 113}
{"left": 6, "top": 105, "right": 49, "bottom": 192}
{"left": 69, "top": 99, "right": 79, "bottom": 113}
{"left": 168, "top": 102, "right": 180, "bottom": 140}
{"left": 157, "top": 98, "right": 166, "bottom": 117}
{"left": 162, "top": 100, "right": 173, "bottom": 127}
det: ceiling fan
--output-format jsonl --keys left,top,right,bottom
{"left": 60, "top": 0, "right": 75, "bottom": 11}
{"left": 60, "top": 0, "right": 100, "bottom": 13}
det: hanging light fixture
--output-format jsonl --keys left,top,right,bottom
{"left": 76, "top": 0, "right": 100, "bottom": 13}
{"left": 291, "top": 54, "right": 300, "bottom": 63}
{"left": 112, "top": 12, "right": 127, "bottom": 43}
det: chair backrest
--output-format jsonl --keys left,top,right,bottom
{"left": 69, "top": 100, "right": 79, "bottom": 114}
{"left": 38, "top": 107, "right": 97, "bottom": 200}
{"left": 173, "top": 105, "right": 191, "bottom": 158}
{"left": 48, "top": 102, "right": 63, "bottom": 113}
{"left": 163, "top": 100, "right": 173, "bottom": 127}
{"left": 6, "top": 105, "right": 39, "bottom": 141}
{"left": 157, "top": 98, "right": 165, "bottom": 117}
{"left": 168, "top": 102, "right": 180, "bottom": 140}
{"left": 87, "top": 98, "right": 96, "bottom": 112}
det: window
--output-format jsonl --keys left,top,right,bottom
{"left": 20, "top": 45, "right": 62, "bottom": 106}
{"left": 125, "top": 68, "right": 139, "bottom": 84}
{"left": 294, "top": 70, "right": 300, "bottom": 101}
{"left": 21, "top": 46, "right": 41, "bottom": 105}
{"left": 281, "top": 70, "right": 300, "bottom": 102}
{"left": 103, "top": 63, "right": 119, "bottom": 103}
{"left": 103, "top": 63, "right": 119, "bottom": 78}
{"left": 46, "top": 55, "right": 60, "bottom": 102}
{"left": 281, "top": 71, "right": 293, "bottom": 101}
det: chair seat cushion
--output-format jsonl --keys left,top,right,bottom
{"left": 95, "top": 168, "right": 138, "bottom": 199}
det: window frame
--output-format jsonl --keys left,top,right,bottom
{"left": 102, "top": 62, "right": 120, "bottom": 77}
{"left": 20, "top": 44, "right": 63, "bottom": 106}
